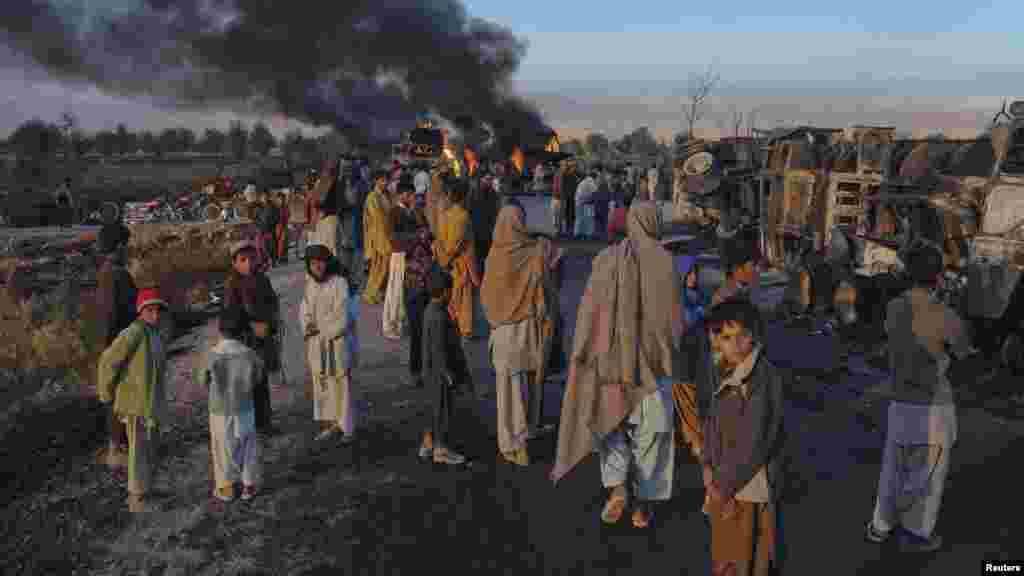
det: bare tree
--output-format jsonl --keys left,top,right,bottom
{"left": 731, "top": 108, "right": 744, "bottom": 138}
{"left": 683, "top": 64, "right": 720, "bottom": 139}
{"left": 747, "top": 107, "right": 759, "bottom": 138}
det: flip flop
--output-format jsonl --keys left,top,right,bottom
{"left": 632, "top": 507, "right": 654, "bottom": 529}
{"left": 601, "top": 494, "right": 628, "bottom": 524}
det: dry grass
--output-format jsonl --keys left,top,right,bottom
{"left": 0, "top": 220, "right": 258, "bottom": 396}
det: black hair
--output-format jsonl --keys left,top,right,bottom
{"left": 906, "top": 241, "right": 944, "bottom": 287}
{"left": 398, "top": 175, "right": 415, "bottom": 193}
{"left": 448, "top": 178, "right": 468, "bottom": 204}
{"left": 503, "top": 197, "right": 524, "bottom": 214}
{"left": 724, "top": 239, "right": 756, "bottom": 274}
{"left": 428, "top": 263, "right": 453, "bottom": 299}
{"left": 219, "top": 306, "right": 249, "bottom": 341}
{"left": 705, "top": 297, "right": 765, "bottom": 344}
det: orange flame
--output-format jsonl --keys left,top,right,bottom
{"left": 510, "top": 146, "right": 524, "bottom": 175}
{"left": 464, "top": 146, "right": 479, "bottom": 176}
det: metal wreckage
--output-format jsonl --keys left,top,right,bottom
{"left": 673, "top": 100, "right": 1024, "bottom": 372}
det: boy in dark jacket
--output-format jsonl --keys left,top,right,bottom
{"left": 224, "top": 241, "right": 280, "bottom": 434}
{"left": 702, "top": 298, "right": 786, "bottom": 576}
{"left": 416, "top": 266, "right": 467, "bottom": 465}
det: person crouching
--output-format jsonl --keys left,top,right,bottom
{"left": 200, "top": 306, "right": 264, "bottom": 503}
{"left": 97, "top": 288, "right": 169, "bottom": 513}
{"left": 301, "top": 244, "right": 358, "bottom": 444}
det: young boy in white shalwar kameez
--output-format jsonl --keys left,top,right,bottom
{"left": 199, "top": 306, "right": 264, "bottom": 502}
{"left": 301, "top": 244, "right": 359, "bottom": 443}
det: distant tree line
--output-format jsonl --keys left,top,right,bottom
{"left": 559, "top": 126, "right": 674, "bottom": 166}
{"left": 3, "top": 114, "right": 332, "bottom": 164}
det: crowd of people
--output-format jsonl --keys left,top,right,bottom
{"left": 89, "top": 151, "right": 966, "bottom": 572}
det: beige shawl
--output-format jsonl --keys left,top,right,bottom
{"left": 551, "top": 202, "right": 682, "bottom": 483}
{"left": 481, "top": 205, "right": 553, "bottom": 327}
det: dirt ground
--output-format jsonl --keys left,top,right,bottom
{"left": 1, "top": 204, "right": 1022, "bottom": 575}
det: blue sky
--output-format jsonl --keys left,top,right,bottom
{"left": 468, "top": 0, "right": 1024, "bottom": 95}
{"left": 2, "top": 1, "right": 1022, "bottom": 138}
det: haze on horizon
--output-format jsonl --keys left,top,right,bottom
{"left": 2, "top": 0, "right": 1021, "bottom": 141}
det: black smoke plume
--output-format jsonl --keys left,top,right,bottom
{"left": 0, "top": 0, "right": 546, "bottom": 150}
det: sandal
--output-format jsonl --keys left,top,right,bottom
{"left": 601, "top": 493, "right": 628, "bottom": 524}
{"left": 433, "top": 448, "right": 467, "bottom": 466}
{"left": 632, "top": 506, "right": 655, "bottom": 529}
{"left": 214, "top": 485, "right": 235, "bottom": 503}
{"left": 418, "top": 432, "right": 434, "bottom": 460}
{"left": 240, "top": 484, "right": 258, "bottom": 501}
{"left": 501, "top": 448, "right": 529, "bottom": 467}
{"left": 315, "top": 427, "right": 337, "bottom": 441}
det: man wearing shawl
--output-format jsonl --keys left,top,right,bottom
{"left": 433, "top": 179, "right": 481, "bottom": 339}
{"left": 482, "top": 203, "right": 562, "bottom": 467}
{"left": 552, "top": 201, "right": 681, "bottom": 529}
{"left": 301, "top": 244, "right": 359, "bottom": 443}
{"left": 363, "top": 171, "right": 394, "bottom": 305}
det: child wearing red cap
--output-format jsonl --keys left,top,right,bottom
{"left": 97, "top": 287, "right": 169, "bottom": 512}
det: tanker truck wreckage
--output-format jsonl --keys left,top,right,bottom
{"left": 672, "top": 101, "right": 1024, "bottom": 375}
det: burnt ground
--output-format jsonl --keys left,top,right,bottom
{"left": 1, "top": 201, "right": 1023, "bottom": 575}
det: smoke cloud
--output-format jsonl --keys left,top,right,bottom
{"left": 0, "top": 0, "right": 546, "bottom": 150}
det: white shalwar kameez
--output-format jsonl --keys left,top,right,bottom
{"left": 301, "top": 272, "right": 358, "bottom": 433}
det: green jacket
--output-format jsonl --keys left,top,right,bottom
{"left": 97, "top": 320, "right": 167, "bottom": 428}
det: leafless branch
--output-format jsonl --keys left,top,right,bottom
{"left": 732, "top": 109, "right": 744, "bottom": 138}
{"left": 683, "top": 65, "right": 721, "bottom": 139}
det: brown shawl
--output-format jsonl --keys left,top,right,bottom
{"left": 552, "top": 201, "right": 682, "bottom": 483}
{"left": 481, "top": 205, "right": 553, "bottom": 327}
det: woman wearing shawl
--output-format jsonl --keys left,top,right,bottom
{"left": 673, "top": 255, "right": 713, "bottom": 462}
{"left": 433, "top": 179, "right": 480, "bottom": 338}
{"left": 363, "top": 171, "right": 394, "bottom": 305}
{"left": 482, "top": 203, "right": 562, "bottom": 467}
{"left": 552, "top": 202, "right": 681, "bottom": 529}
{"left": 301, "top": 244, "right": 359, "bottom": 443}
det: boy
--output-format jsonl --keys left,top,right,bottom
{"left": 417, "top": 265, "right": 467, "bottom": 465}
{"left": 301, "top": 244, "right": 358, "bottom": 443}
{"left": 713, "top": 238, "right": 759, "bottom": 306}
{"left": 702, "top": 298, "right": 786, "bottom": 576}
{"left": 224, "top": 241, "right": 280, "bottom": 435}
{"left": 200, "top": 306, "right": 264, "bottom": 502}
{"left": 865, "top": 241, "right": 971, "bottom": 552}
{"left": 97, "top": 288, "right": 169, "bottom": 513}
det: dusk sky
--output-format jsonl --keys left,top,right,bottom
{"left": 3, "top": 0, "right": 1022, "bottom": 140}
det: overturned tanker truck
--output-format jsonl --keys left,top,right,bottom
{"left": 866, "top": 102, "right": 1024, "bottom": 370}
{"left": 744, "top": 107, "right": 1024, "bottom": 371}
